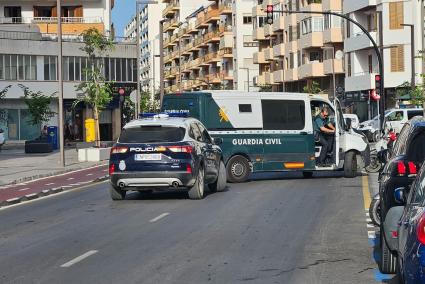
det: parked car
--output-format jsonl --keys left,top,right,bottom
{"left": 378, "top": 116, "right": 425, "bottom": 273}
{"left": 359, "top": 108, "right": 423, "bottom": 142}
{"left": 343, "top": 114, "right": 360, "bottom": 129}
{"left": 109, "top": 113, "right": 227, "bottom": 200}
{"left": 382, "top": 163, "right": 425, "bottom": 283}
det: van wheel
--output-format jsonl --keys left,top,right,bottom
{"left": 380, "top": 231, "right": 397, "bottom": 274}
{"left": 226, "top": 155, "right": 251, "bottom": 183}
{"left": 302, "top": 171, "right": 313, "bottom": 178}
{"left": 188, "top": 167, "right": 205, "bottom": 200}
{"left": 110, "top": 185, "right": 126, "bottom": 200}
{"left": 344, "top": 151, "right": 357, "bottom": 178}
{"left": 209, "top": 161, "right": 227, "bottom": 193}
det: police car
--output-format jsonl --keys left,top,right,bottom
{"left": 109, "top": 113, "right": 226, "bottom": 200}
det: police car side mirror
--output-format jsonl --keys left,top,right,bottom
{"left": 213, "top": 137, "right": 223, "bottom": 145}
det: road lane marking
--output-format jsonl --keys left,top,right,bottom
{"left": 86, "top": 173, "right": 93, "bottom": 176}
{"left": 67, "top": 178, "right": 74, "bottom": 180}
{"left": 60, "top": 250, "right": 98, "bottom": 268}
{"left": 149, "top": 213, "right": 170, "bottom": 223}
{"left": 45, "top": 183, "right": 55, "bottom": 186}
{"left": 18, "top": 188, "right": 30, "bottom": 191}
{"left": 362, "top": 175, "right": 371, "bottom": 210}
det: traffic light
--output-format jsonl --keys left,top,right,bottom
{"left": 375, "top": 74, "right": 382, "bottom": 99}
{"left": 266, "top": 5, "right": 274, "bottom": 25}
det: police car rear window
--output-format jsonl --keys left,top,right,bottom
{"left": 119, "top": 126, "right": 186, "bottom": 143}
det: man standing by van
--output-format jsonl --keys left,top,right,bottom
{"left": 314, "top": 107, "right": 335, "bottom": 166}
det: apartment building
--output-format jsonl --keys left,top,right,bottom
{"left": 162, "top": 0, "right": 259, "bottom": 93}
{"left": 0, "top": 1, "right": 136, "bottom": 141}
{"left": 344, "top": 0, "right": 424, "bottom": 120}
{"left": 253, "top": 0, "right": 344, "bottom": 95}
{"left": 124, "top": 2, "right": 165, "bottom": 96}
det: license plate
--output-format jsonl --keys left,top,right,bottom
{"left": 134, "top": 154, "right": 162, "bottom": 161}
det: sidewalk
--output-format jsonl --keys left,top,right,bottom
{"left": 0, "top": 148, "right": 107, "bottom": 186}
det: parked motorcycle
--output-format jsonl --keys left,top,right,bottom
{"left": 0, "top": 128, "right": 5, "bottom": 151}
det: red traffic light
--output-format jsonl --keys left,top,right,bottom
{"left": 375, "top": 75, "right": 381, "bottom": 82}
{"left": 266, "top": 5, "right": 273, "bottom": 13}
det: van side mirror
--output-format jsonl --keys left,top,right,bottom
{"left": 213, "top": 137, "right": 223, "bottom": 145}
{"left": 344, "top": 118, "right": 352, "bottom": 130}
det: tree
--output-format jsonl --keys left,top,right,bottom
{"left": 259, "top": 85, "right": 272, "bottom": 92}
{"left": 19, "top": 84, "right": 56, "bottom": 128}
{"left": 0, "top": 85, "right": 11, "bottom": 123}
{"left": 73, "top": 28, "right": 114, "bottom": 147}
{"left": 396, "top": 79, "right": 425, "bottom": 107}
{"left": 303, "top": 80, "right": 322, "bottom": 94}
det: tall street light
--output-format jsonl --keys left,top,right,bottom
{"left": 135, "top": 0, "right": 158, "bottom": 118}
{"left": 400, "top": 23, "right": 415, "bottom": 89}
{"left": 57, "top": 0, "right": 65, "bottom": 167}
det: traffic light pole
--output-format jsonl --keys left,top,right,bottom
{"left": 270, "top": 9, "right": 385, "bottom": 132}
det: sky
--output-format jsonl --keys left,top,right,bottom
{"left": 112, "top": 0, "right": 135, "bottom": 38}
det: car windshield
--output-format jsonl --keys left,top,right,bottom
{"left": 119, "top": 126, "right": 186, "bottom": 143}
{"left": 372, "top": 110, "right": 391, "bottom": 121}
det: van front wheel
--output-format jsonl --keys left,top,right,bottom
{"left": 226, "top": 156, "right": 251, "bottom": 183}
{"left": 344, "top": 151, "right": 358, "bottom": 178}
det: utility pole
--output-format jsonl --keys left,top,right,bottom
{"left": 401, "top": 24, "right": 415, "bottom": 89}
{"left": 135, "top": 3, "right": 141, "bottom": 118}
{"left": 57, "top": 0, "right": 65, "bottom": 167}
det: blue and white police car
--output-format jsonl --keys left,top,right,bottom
{"left": 109, "top": 113, "right": 226, "bottom": 200}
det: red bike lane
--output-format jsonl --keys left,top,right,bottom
{"left": 0, "top": 164, "right": 109, "bottom": 206}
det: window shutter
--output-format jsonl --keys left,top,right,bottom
{"left": 33, "top": 6, "right": 39, "bottom": 17}
{"left": 75, "top": 6, "right": 83, "bottom": 17}
{"left": 396, "top": 2, "right": 404, "bottom": 30}
{"left": 52, "top": 6, "right": 57, "bottom": 17}
{"left": 397, "top": 45, "right": 404, "bottom": 71}
{"left": 391, "top": 47, "right": 397, "bottom": 72}
{"left": 389, "top": 2, "right": 397, "bottom": 29}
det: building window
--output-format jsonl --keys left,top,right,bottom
{"left": 239, "top": 104, "right": 252, "bottom": 113}
{"left": 390, "top": 45, "right": 405, "bottom": 72}
{"left": 367, "top": 13, "right": 377, "bottom": 32}
{"left": 243, "top": 16, "right": 252, "bottom": 25}
{"left": 389, "top": 2, "right": 404, "bottom": 30}
{"left": 4, "top": 6, "right": 21, "bottom": 22}
{"left": 289, "top": 53, "right": 294, "bottom": 69}
{"left": 261, "top": 100, "right": 305, "bottom": 130}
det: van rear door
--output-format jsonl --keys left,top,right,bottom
{"left": 261, "top": 99, "right": 315, "bottom": 171}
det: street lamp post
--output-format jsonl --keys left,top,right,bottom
{"left": 240, "top": 67, "right": 250, "bottom": 92}
{"left": 400, "top": 24, "right": 415, "bottom": 89}
{"left": 57, "top": 0, "right": 65, "bottom": 167}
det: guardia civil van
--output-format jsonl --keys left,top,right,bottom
{"left": 162, "top": 91, "right": 370, "bottom": 182}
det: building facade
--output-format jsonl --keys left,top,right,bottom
{"left": 252, "top": 0, "right": 344, "bottom": 95}
{"left": 344, "top": 0, "right": 424, "bottom": 120}
{"left": 0, "top": 0, "right": 136, "bottom": 142}
{"left": 162, "top": 0, "right": 259, "bottom": 92}
{"left": 124, "top": 1, "right": 166, "bottom": 96}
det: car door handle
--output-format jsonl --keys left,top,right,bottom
{"left": 300, "top": 131, "right": 308, "bottom": 135}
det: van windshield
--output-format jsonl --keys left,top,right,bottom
{"left": 119, "top": 126, "right": 186, "bottom": 143}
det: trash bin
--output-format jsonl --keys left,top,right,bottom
{"left": 47, "top": 126, "right": 58, "bottom": 150}
{"left": 85, "top": 119, "right": 96, "bottom": 143}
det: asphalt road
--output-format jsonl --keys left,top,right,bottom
{"left": 0, "top": 172, "right": 379, "bottom": 284}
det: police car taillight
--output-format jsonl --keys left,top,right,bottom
{"left": 111, "top": 146, "right": 128, "bottom": 154}
{"left": 109, "top": 163, "right": 115, "bottom": 175}
{"left": 167, "top": 146, "right": 193, "bottom": 153}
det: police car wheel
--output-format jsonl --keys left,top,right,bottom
{"left": 227, "top": 156, "right": 250, "bottom": 183}
{"left": 188, "top": 167, "right": 205, "bottom": 200}
{"left": 208, "top": 161, "right": 227, "bottom": 193}
{"left": 110, "top": 185, "right": 126, "bottom": 200}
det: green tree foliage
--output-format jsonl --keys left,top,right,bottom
{"left": 74, "top": 28, "right": 114, "bottom": 146}
{"left": 0, "top": 85, "right": 11, "bottom": 123}
{"left": 396, "top": 77, "right": 425, "bottom": 107}
{"left": 19, "top": 84, "right": 56, "bottom": 126}
{"left": 303, "top": 80, "right": 322, "bottom": 94}
{"left": 259, "top": 85, "right": 272, "bottom": 92}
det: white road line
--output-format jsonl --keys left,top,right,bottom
{"left": 18, "top": 188, "right": 30, "bottom": 192}
{"left": 149, "top": 212, "right": 170, "bottom": 223}
{"left": 69, "top": 183, "right": 81, "bottom": 186}
{"left": 67, "top": 178, "right": 75, "bottom": 180}
{"left": 45, "top": 183, "right": 55, "bottom": 186}
{"left": 79, "top": 181, "right": 91, "bottom": 184}
{"left": 86, "top": 173, "right": 93, "bottom": 176}
{"left": 60, "top": 250, "right": 98, "bottom": 268}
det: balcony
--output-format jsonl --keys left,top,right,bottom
{"left": 343, "top": 0, "right": 376, "bottom": 14}
{"left": 264, "top": 24, "right": 274, "bottom": 37}
{"left": 219, "top": 1, "right": 232, "bottom": 15}
{"left": 323, "top": 0, "right": 342, "bottom": 11}
{"left": 252, "top": 5, "right": 265, "bottom": 17}
{"left": 273, "top": 43, "right": 285, "bottom": 57}
{"left": 219, "top": 33, "right": 233, "bottom": 49}
{"left": 264, "top": 47, "right": 274, "bottom": 61}
{"left": 344, "top": 31, "right": 377, "bottom": 53}
{"left": 273, "top": 69, "right": 284, "bottom": 83}
{"left": 204, "top": 52, "right": 220, "bottom": 63}
{"left": 162, "top": 0, "right": 179, "bottom": 17}
{"left": 206, "top": 73, "right": 222, "bottom": 84}
{"left": 273, "top": 17, "right": 285, "bottom": 32}
{"left": 0, "top": 17, "right": 105, "bottom": 35}
{"left": 219, "top": 48, "right": 233, "bottom": 58}
{"left": 345, "top": 72, "right": 377, "bottom": 92}
{"left": 204, "top": 30, "right": 220, "bottom": 43}
{"left": 196, "top": 6, "right": 220, "bottom": 28}
{"left": 253, "top": 27, "right": 265, "bottom": 41}
{"left": 323, "top": 59, "right": 344, "bottom": 75}
{"left": 164, "top": 18, "right": 179, "bottom": 32}
{"left": 284, "top": 68, "right": 298, "bottom": 82}
{"left": 323, "top": 28, "right": 343, "bottom": 44}
{"left": 256, "top": 74, "right": 266, "bottom": 86}
{"left": 253, "top": 51, "right": 266, "bottom": 64}
{"left": 219, "top": 24, "right": 232, "bottom": 35}
{"left": 298, "top": 3, "right": 322, "bottom": 22}
{"left": 298, "top": 62, "right": 325, "bottom": 79}
{"left": 220, "top": 70, "right": 234, "bottom": 81}
{"left": 264, "top": 71, "right": 274, "bottom": 85}
{"left": 299, "top": 32, "right": 323, "bottom": 49}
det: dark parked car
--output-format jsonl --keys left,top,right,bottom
{"left": 109, "top": 114, "right": 226, "bottom": 200}
{"left": 379, "top": 116, "right": 425, "bottom": 273}
{"left": 382, "top": 163, "right": 425, "bottom": 283}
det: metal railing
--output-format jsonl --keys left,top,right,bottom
{"left": 0, "top": 17, "right": 103, "bottom": 24}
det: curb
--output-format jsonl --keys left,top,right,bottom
{"left": 0, "top": 175, "right": 109, "bottom": 209}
